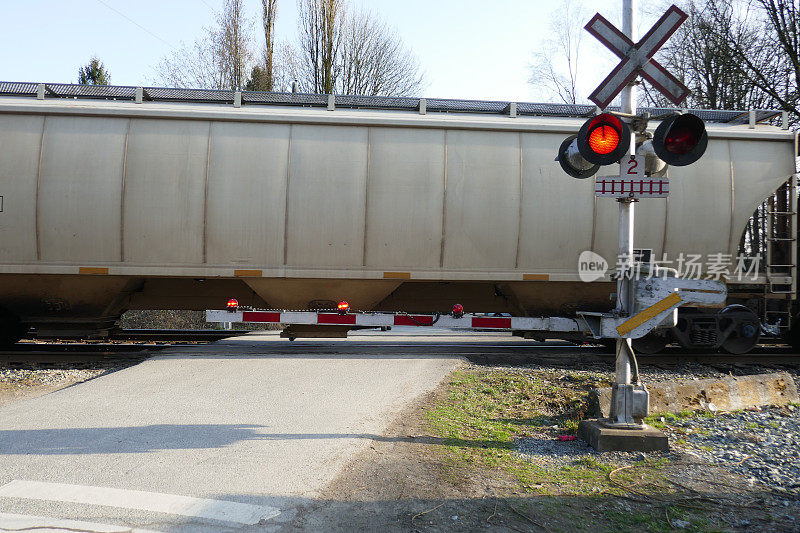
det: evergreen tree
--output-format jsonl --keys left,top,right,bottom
{"left": 78, "top": 57, "right": 110, "bottom": 85}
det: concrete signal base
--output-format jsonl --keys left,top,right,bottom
{"left": 578, "top": 419, "right": 669, "bottom": 452}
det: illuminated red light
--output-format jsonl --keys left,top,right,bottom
{"left": 452, "top": 304, "right": 464, "bottom": 318}
{"left": 337, "top": 301, "right": 350, "bottom": 314}
{"left": 226, "top": 298, "right": 239, "bottom": 310}
{"left": 588, "top": 124, "right": 620, "bottom": 155}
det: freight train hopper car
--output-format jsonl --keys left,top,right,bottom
{"left": 0, "top": 83, "right": 795, "bottom": 352}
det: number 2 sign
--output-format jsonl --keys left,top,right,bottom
{"left": 595, "top": 154, "right": 669, "bottom": 198}
{"left": 620, "top": 155, "right": 644, "bottom": 179}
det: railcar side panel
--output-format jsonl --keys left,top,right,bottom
{"left": 364, "top": 127, "right": 445, "bottom": 269}
{"left": 205, "top": 121, "right": 290, "bottom": 266}
{"left": 123, "top": 119, "right": 209, "bottom": 264}
{"left": 664, "top": 140, "right": 733, "bottom": 258}
{"left": 39, "top": 116, "right": 127, "bottom": 263}
{"left": 729, "top": 139, "right": 797, "bottom": 254}
{"left": 0, "top": 114, "right": 44, "bottom": 263}
{"left": 286, "top": 125, "right": 368, "bottom": 268}
{"left": 518, "top": 133, "right": 596, "bottom": 272}
{"left": 442, "top": 130, "right": 520, "bottom": 270}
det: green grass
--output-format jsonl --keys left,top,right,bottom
{"left": 645, "top": 408, "right": 718, "bottom": 429}
{"left": 421, "top": 368, "right": 743, "bottom": 532}
{"left": 425, "top": 369, "right": 676, "bottom": 497}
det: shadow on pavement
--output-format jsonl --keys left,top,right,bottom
{"left": 0, "top": 426, "right": 513, "bottom": 455}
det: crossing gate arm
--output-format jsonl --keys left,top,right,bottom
{"left": 205, "top": 310, "right": 586, "bottom": 334}
{"left": 206, "top": 277, "right": 725, "bottom": 340}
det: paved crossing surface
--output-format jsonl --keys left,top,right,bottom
{"left": 0, "top": 332, "right": 465, "bottom": 531}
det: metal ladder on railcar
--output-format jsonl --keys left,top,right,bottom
{"left": 763, "top": 175, "right": 798, "bottom": 336}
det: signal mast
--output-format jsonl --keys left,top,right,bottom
{"left": 558, "top": 0, "right": 708, "bottom": 442}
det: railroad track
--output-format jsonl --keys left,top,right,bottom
{"left": 0, "top": 330, "right": 250, "bottom": 365}
{"left": 0, "top": 333, "right": 796, "bottom": 367}
{"left": 462, "top": 345, "right": 800, "bottom": 367}
{"left": 107, "top": 329, "right": 252, "bottom": 342}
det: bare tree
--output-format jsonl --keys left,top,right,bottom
{"left": 294, "top": 0, "right": 424, "bottom": 96}
{"left": 155, "top": 0, "right": 252, "bottom": 90}
{"left": 336, "top": 10, "right": 424, "bottom": 96}
{"left": 156, "top": 32, "right": 226, "bottom": 89}
{"left": 262, "top": 0, "right": 278, "bottom": 91}
{"left": 643, "top": 0, "right": 788, "bottom": 111}
{"left": 273, "top": 41, "right": 304, "bottom": 92}
{"left": 217, "top": 0, "right": 251, "bottom": 90}
{"left": 297, "top": 0, "right": 343, "bottom": 94}
{"left": 740, "top": 0, "right": 798, "bottom": 117}
{"left": 528, "top": 0, "right": 587, "bottom": 104}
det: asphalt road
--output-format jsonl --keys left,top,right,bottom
{"left": 0, "top": 331, "right": 466, "bottom": 532}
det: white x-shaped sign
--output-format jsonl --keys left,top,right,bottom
{"left": 586, "top": 4, "right": 690, "bottom": 109}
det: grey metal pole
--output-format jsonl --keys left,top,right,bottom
{"left": 611, "top": 0, "right": 638, "bottom": 423}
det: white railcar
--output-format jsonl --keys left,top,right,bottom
{"left": 0, "top": 84, "right": 795, "bottom": 347}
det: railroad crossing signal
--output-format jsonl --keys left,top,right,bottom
{"left": 557, "top": 4, "right": 708, "bottom": 196}
{"left": 557, "top": 111, "right": 707, "bottom": 185}
{"left": 586, "top": 5, "right": 690, "bottom": 109}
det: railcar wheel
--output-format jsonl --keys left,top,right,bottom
{"left": 718, "top": 305, "right": 760, "bottom": 355}
{"left": 632, "top": 332, "right": 669, "bottom": 354}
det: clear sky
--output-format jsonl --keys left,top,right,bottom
{"left": 1, "top": 0, "right": 665, "bottom": 103}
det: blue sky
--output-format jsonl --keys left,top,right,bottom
{"left": 2, "top": 0, "right": 659, "bottom": 102}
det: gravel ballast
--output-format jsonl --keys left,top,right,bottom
{"left": 511, "top": 363, "right": 800, "bottom": 496}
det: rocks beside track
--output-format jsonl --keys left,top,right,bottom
{"left": 660, "top": 404, "right": 800, "bottom": 496}
{"left": 507, "top": 362, "right": 800, "bottom": 499}
{"left": 0, "top": 367, "right": 108, "bottom": 387}
{"left": 0, "top": 366, "right": 128, "bottom": 407}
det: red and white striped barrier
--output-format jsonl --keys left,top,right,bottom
{"left": 206, "top": 309, "right": 583, "bottom": 333}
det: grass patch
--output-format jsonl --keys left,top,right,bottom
{"left": 645, "top": 409, "right": 717, "bottom": 429}
{"left": 415, "top": 367, "right": 770, "bottom": 531}
{"left": 425, "top": 368, "right": 677, "bottom": 498}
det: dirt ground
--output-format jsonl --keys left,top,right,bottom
{"left": 291, "top": 364, "right": 800, "bottom": 532}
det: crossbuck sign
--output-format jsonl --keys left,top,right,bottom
{"left": 586, "top": 5, "right": 690, "bottom": 109}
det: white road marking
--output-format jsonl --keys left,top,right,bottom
{"left": 0, "top": 512, "right": 161, "bottom": 532}
{"left": 0, "top": 480, "right": 280, "bottom": 525}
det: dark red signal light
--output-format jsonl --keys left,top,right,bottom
{"left": 452, "top": 304, "right": 464, "bottom": 318}
{"left": 664, "top": 129, "right": 697, "bottom": 155}
{"left": 653, "top": 113, "right": 707, "bottom": 166}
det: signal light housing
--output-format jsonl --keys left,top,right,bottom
{"left": 558, "top": 134, "right": 600, "bottom": 179}
{"left": 226, "top": 298, "right": 239, "bottom": 311}
{"left": 577, "top": 113, "right": 631, "bottom": 165}
{"left": 452, "top": 303, "right": 464, "bottom": 318}
{"left": 557, "top": 113, "right": 632, "bottom": 179}
{"left": 337, "top": 301, "right": 350, "bottom": 314}
{"left": 652, "top": 113, "right": 707, "bottom": 166}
